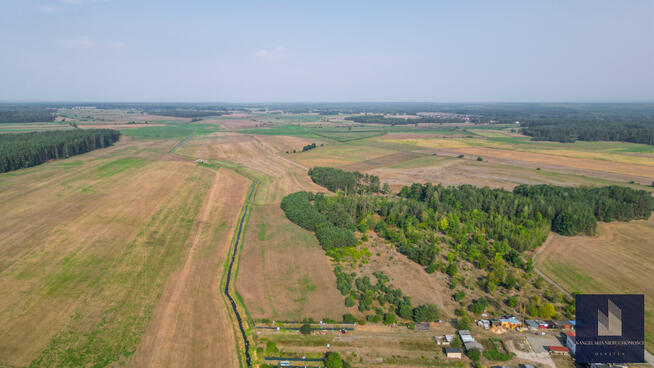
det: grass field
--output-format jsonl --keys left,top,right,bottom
{"left": 536, "top": 218, "right": 654, "bottom": 350}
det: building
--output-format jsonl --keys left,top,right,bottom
{"left": 525, "top": 319, "right": 539, "bottom": 330}
{"left": 477, "top": 319, "right": 490, "bottom": 329}
{"left": 536, "top": 320, "right": 549, "bottom": 329}
{"left": 553, "top": 320, "right": 572, "bottom": 329}
{"left": 548, "top": 346, "right": 569, "bottom": 355}
{"left": 565, "top": 331, "right": 576, "bottom": 355}
{"left": 464, "top": 341, "right": 484, "bottom": 352}
{"left": 443, "top": 334, "right": 455, "bottom": 344}
{"left": 458, "top": 330, "right": 474, "bottom": 343}
{"left": 499, "top": 316, "right": 522, "bottom": 329}
{"left": 519, "top": 364, "right": 536, "bottom": 368}
{"left": 444, "top": 347, "right": 462, "bottom": 359}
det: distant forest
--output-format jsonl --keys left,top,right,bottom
{"left": 345, "top": 115, "right": 464, "bottom": 125}
{"left": 520, "top": 120, "right": 654, "bottom": 145}
{"left": 0, "top": 129, "right": 120, "bottom": 173}
{"left": 0, "top": 108, "right": 55, "bottom": 123}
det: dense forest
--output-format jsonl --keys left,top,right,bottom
{"left": 282, "top": 167, "right": 654, "bottom": 321}
{"left": 0, "top": 108, "right": 55, "bottom": 123}
{"left": 520, "top": 120, "right": 654, "bottom": 145}
{"left": 344, "top": 115, "right": 464, "bottom": 125}
{"left": 308, "top": 167, "right": 383, "bottom": 194}
{"left": 0, "top": 129, "right": 120, "bottom": 173}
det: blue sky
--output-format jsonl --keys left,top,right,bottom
{"left": 1, "top": 0, "right": 653, "bottom": 102}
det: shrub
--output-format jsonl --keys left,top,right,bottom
{"left": 342, "top": 314, "right": 357, "bottom": 323}
{"left": 425, "top": 264, "right": 437, "bottom": 274}
{"left": 456, "top": 315, "right": 472, "bottom": 330}
{"left": 299, "top": 323, "right": 312, "bottom": 335}
{"left": 344, "top": 296, "right": 355, "bottom": 307}
{"left": 468, "top": 349, "right": 481, "bottom": 361}
{"left": 324, "top": 352, "right": 344, "bottom": 368}
{"left": 412, "top": 304, "right": 441, "bottom": 322}
{"left": 383, "top": 313, "right": 396, "bottom": 325}
{"left": 453, "top": 291, "right": 465, "bottom": 302}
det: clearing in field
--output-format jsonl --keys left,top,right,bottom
{"left": 535, "top": 218, "right": 654, "bottom": 350}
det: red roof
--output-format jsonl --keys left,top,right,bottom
{"left": 548, "top": 346, "right": 570, "bottom": 353}
{"left": 565, "top": 331, "right": 576, "bottom": 337}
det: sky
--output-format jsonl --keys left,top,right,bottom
{"left": 0, "top": 0, "right": 653, "bottom": 102}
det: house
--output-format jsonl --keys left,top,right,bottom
{"left": 499, "top": 316, "right": 522, "bottom": 329}
{"left": 536, "top": 320, "right": 549, "bottom": 329}
{"left": 458, "top": 330, "right": 475, "bottom": 343}
{"left": 565, "top": 331, "right": 576, "bottom": 355}
{"left": 548, "top": 346, "right": 569, "bottom": 355}
{"left": 444, "top": 347, "right": 462, "bottom": 359}
{"left": 553, "top": 320, "right": 572, "bottom": 329}
{"left": 443, "top": 334, "right": 455, "bottom": 344}
{"left": 464, "top": 341, "right": 484, "bottom": 352}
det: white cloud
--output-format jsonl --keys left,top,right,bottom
{"left": 57, "top": 36, "right": 94, "bottom": 49}
{"left": 254, "top": 46, "right": 286, "bottom": 60}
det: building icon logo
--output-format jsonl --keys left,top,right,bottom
{"left": 576, "top": 294, "right": 644, "bottom": 364}
{"left": 597, "top": 299, "right": 622, "bottom": 336}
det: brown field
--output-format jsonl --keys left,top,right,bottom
{"left": 535, "top": 218, "right": 654, "bottom": 349}
{"left": 129, "top": 168, "right": 249, "bottom": 368}
{"left": 176, "top": 133, "right": 346, "bottom": 319}
{"left": 0, "top": 137, "right": 247, "bottom": 367}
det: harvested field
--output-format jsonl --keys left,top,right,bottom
{"left": 176, "top": 133, "right": 345, "bottom": 319}
{"left": 129, "top": 168, "right": 249, "bottom": 368}
{"left": 536, "top": 218, "right": 654, "bottom": 349}
{"left": 0, "top": 140, "right": 223, "bottom": 366}
{"left": 254, "top": 134, "right": 324, "bottom": 155}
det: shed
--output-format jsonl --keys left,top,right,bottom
{"left": 443, "top": 334, "right": 455, "bottom": 344}
{"left": 552, "top": 320, "right": 572, "bottom": 329}
{"left": 499, "top": 316, "right": 522, "bottom": 329}
{"left": 444, "top": 347, "right": 462, "bottom": 359}
{"left": 458, "top": 330, "right": 474, "bottom": 343}
{"left": 464, "top": 341, "right": 484, "bottom": 352}
{"left": 525, "top": 319, "right": 539, "bottom": 330}
{"left": 548, "top": 346, "right": 569, "bottom": 354}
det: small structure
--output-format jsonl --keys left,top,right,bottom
{"left": 548, "top": 346, "right": 569, "bottom": 355}
{"left": 477, "top": 319, "right": 490, "bottom": 329}
{"left": 552, "top": 320, "right": 572, "bottom": 329}
{"left": 499, "top": 316, "right": 522, "bottom": 329}
{"left": 525, "top": 319, "right": 539, "bottom": 330}
{"left": 519, "top": 364, "right": 536, "bottom": 368}
{"left": 565, "top": 331, "right": 576, "bottom": 355}
{"left": 443, "top": 334, "right": 455, "bottom": 344}
{"left": 444, "top": 347, "right": 462, "bottom": 359}
{"left": 536, "top": 320, "right": 549, "bottom": 329}
{"left": 458, "top": 330, "right": 475, "bottom": 343}
{"left": 464, "top": 341, "right": 484, "bottom": 352}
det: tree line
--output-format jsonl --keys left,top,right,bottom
{"left": 0, "top": 108, "right": 55, "bottom": 123}
{"left": 345, "top": 115, "right": 464, "bottom": 125}
{"left": 0, "top": 129, "right": 120, "bottom": 173}
{"left": 521, "top": 119, "right": 654, "bottom": 145}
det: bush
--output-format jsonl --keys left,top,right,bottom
{"left": 383, "top": 313, "right": 396, "bottom": 325}
{"left": 484, "top": 350, "right": 510, "bottom": 361}
{"left": 453, "top": 291, "right": 465, "bottom": 302}
{"left": 456, "top": 315, "right": 472, "bottom": 330}
{"left": 477, "top": 156, "right": 483, "bottom": 162}
{"left": 344, "top": 296, "right": 355, "bottom": 307}
{"left": 299, "top": 323, "right": 312, "bottom": 335}
{"left": 324, "top": 352, "right": 344, "bottom": 368}
{"left": 342, "top": 314, "right": 357, "bottom": 323}
{"left": 425, "top": 264, "right": 437, "bottom": 274}
{"left": 412, "top": 304, "right": 441, "bottom": 322}
{"left": 265, "top": 341, "right": 279, "bottom": 355}
{"left": 468, "top": 298, "right": 488, "bottom": 315}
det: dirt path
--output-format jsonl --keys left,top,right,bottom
{"left": 129, "top": 168, "right": 249, "bottom": 368}
{"left": 532, "top": 236, "right": 572, "bottom": 298}
{"left": 506, "top": 339, "right": 556, "bottom": 368}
